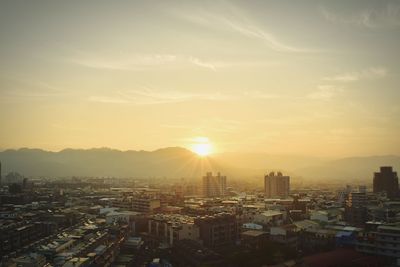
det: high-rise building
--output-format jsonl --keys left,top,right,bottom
{"left": 373, "top": 166, "right": 399, "bottom": 199}
{"left": 202, "top": 172, "right": 226, "bottom": 197}
{"left": 264, "top": 172, "right": 290, "bottom": 198}
{"left": 344, "top": 192, "right": 367, "bottom": 226}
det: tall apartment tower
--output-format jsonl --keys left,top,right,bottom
{"left": 373, "top": 166, "right": 399, "bottom": 199}
{"left": 202, "top": 172, "right": 226, "bottom": 197}
{"left": 264, "top": 171, "right": 290, "bottom": 198}
{"left": 344, "top": 192, "right": 367, "bottom": 226}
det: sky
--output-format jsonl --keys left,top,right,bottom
{"left": 0, "top": 0, "right": 399, "bottom": 157}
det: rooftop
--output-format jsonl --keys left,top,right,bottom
{"left": 241, "top": 230, "right": 268, "bottom": 237}
{"left": 261, "top": 210, "right": 283, "bottom": 217}
{"left": 150, "top": 213, "right": 195, "bottom": 226}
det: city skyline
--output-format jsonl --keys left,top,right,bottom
{"left": 1, "top": 0, "right": 400, "bottom": 157}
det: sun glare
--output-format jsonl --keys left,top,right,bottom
{"left": 191, "top": 137, "right": 213, "bottom": 156}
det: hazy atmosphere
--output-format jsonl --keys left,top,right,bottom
{"left": 1, "top": 0, "right": 400, "bottom": 157}
{"left": 2, "top": 2, "right": 400, "bottom": 267}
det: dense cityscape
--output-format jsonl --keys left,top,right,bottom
{"left": 1, "top": 161, "right": 399, "bottom": 266}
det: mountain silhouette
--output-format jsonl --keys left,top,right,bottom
{"left": 0, "top": 148, "right": 399, "bottom": 181}
{"left": 0, "top": 147, "right": 223, "bottom": 178}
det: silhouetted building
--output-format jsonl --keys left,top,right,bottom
{"left": 373, "top": 167, "right": 399, "bottom": 199}
{"left": 172, "top": 239, "right": 223, "bottom": 267}
{"left": 0, "top": 222, "right": 49, "bottom": 256}
{"left": 202, "top": 172, "right": 226, "bottom": 197}
{"left": 3, "top": 171, "right": 24, "bottom": 185}
{"left": 344, "top": 192, "right": 367, "bottom": 226}
{"left": 194, "top": 213, "right": 238, "bottom": 248}
{"left": 241, "top": 230, "right": 268, "bottom": 249}
{"left": 357, "top": 224, "right": 400, "bottom": 258}
{"left": 264, "top": 171, "right": 290, "bottom": 198}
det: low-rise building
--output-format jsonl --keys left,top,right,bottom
{"left": 253, "top": 210, "right": 284, "bottom": 226}
{"left": 105, "top": 211, "right": 140, "bottom": 224}
{"left": 148, "top": 214, "right": 200, "bottom": 246}
{"left": 194, "top": 213, "right": 238, "bottom": 248}
{"left": 132, "top": 195, "right": 161, "bottom": 213}
{"left": 241, "top": 230, "right": 268, "bottom": 249}
{"left": 11, "top": 253, "right": 47, "bottom": 267}
{"left": 172, "top": 239, "right": 223, "bottom": 267}
{"left": 270, "top": 224, "right": 298, "bottom": 247}
{"left": 356, "top": 224, "right": 400, "bottom": 258}
{"left": 310, "top": 209, "right": 341, "bottom": 224}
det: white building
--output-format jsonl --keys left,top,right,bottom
{"left": 310, "top": 209, "right": 341, "bottom": 224}
{"left": 148, "top": 214, "right": 200, "bottom": 246}
{"left": 254, "top": 210, "right": 284, "bottom": 226}
{"left": 105, "top": 211, "right": 140, "bottom": 224}
{"left": 242, "top": 223, "right": 263, "bottom": 230}
{"left": 270, "top": 224, "right": 298, "bottom": 246}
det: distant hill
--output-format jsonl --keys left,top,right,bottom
{"left": 0, "top": 147, "right": 226, "bottom": 178}
{"left": 0, "top": 148, "right": 399, "bottom": 181}
{"left": 295, "top": 155, "right": 400, "bottom": 181}
{"left": 213, "top": 152, "right": 400, "bottom": 181}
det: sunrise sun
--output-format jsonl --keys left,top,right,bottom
{"left": 190, "top": 137, "right": 213, "bottom": 156}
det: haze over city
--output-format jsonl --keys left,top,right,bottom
{"left": 2, "top": 1, "right": 400, "bottom": 267}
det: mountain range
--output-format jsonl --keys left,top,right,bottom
{"left": 0, "top": 147, "right": 399, "bottom": 181}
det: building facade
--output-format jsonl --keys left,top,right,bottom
{"left": 264, "top": 172, "right": 290, "bottom": 198}
{"left": 344, "top": 192, "right": 367, "bottom": 226}
{"left": 194, "top": 213, "right": 238, "bottom": 248}
{"left": 148, "top": 214, "right": 200, "bottom": 246}
{"left": 356, "top": 224, "right": 400, "bottom": 258}
{"left": 373, "top": 166, "right": 399, "bottom": 199}
{"left": 202, "top": 172, "right": 226, "bottom": 198}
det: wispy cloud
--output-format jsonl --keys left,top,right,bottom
{"left": 189, "top": 56, "right": 216, "bottom": 71}
{"left": 320, "top": 4, "right": 400, "bottom": 29}
{"left": 323, "top": 67, "right": 388, "bottom": 82}
{"left": 307, "top": 85, "right": 343, "bottom": 100}
{"left": 88, "top": 87, "right": 290, "bottom": 105}
{"left": 160, "top": 124, "right": 191, "bottom": 129}
{"left": 170, "top": 4, "right": 314, "bottom": 53}
{"left": 0, "top": 77, "right": 71, "bottom": 101}
{"left": 219, "top": 16, "right": 311, "bottom": 53}
{"left": 88, "top": 87, "right": 232, "bottom": 105}
{"left": 88, "top": 96, "right": 130, "bottom": 104}
{"left": 171, "top": 118, "right": 242, "bottom": 135}
{"left": 69, "top": 54, "right": 177, "bottom": 71}
{"left": 242, "top": 90, "right": 282, "bottom": 99}
{"left": 67, "top": 53, "right": 220, "bottom": 71}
